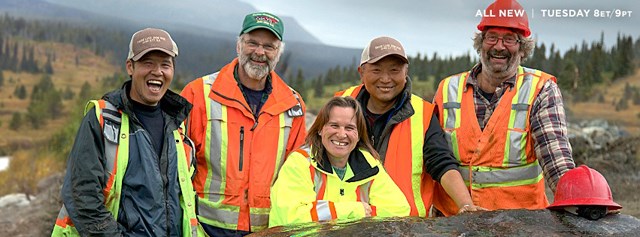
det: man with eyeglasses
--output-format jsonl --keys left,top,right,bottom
{"left": 181, "top": 12, "right": 307, "bottom": 236}
{"left": 432, "top": 0, "right": 575, "bottom": 216}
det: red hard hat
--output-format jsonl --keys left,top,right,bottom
{"left": 547, "top": 165, "right": 622, "bottom": 210}
{"left": 477, "top": 0, "right": 531, "bottom": 37}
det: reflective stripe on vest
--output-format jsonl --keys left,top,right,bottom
{"left": 52, "top": 100, "right": 130, "bottom": 236}
{"left": 441, "top": 72, "right": 468, "bottom": 160}
{"left": 407, "top": 94, "right": 426, "bottom": 216}
{"left": 298, "top": 147, "right": 375, "bottom": 220}
{"left": 339, "top": 86, "right": 428, "bottom": 217}
{"left": 199, "top": 73, "right": 294, "bottom": 230}
{"left": 52, "top": 100, "right": 198, "bottom": 237}
{"left": 441, "top": 66, "right": 544, "bottom": 188}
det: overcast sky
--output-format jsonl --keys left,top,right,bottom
{"left": 239, "top": 0, "right": 639, "bottom": 58}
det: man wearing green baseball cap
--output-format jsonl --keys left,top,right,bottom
{"left": 181, "top": 12, "right": 307, "bottom": 237}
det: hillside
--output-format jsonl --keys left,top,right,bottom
{"left": 567, "top": 69, "right": 640, "bottom": 135}
{"left": 0, "top": 40, "right": 116, "bottom": 151}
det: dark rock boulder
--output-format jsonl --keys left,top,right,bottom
{"left": 250, "top": 209, "right": 640, "bottom": 237}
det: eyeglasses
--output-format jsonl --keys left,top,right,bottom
{"left": 483, "top": 35, "right": 521, "bottom": 46}
{"left": 243, "top": 40, "right": 278, "bottom": 53}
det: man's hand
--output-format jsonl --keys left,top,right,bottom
{"left": 457, "top": 204, "right": 488, "bottom": 214}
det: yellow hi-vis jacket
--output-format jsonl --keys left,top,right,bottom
{"left": 268, "top": 147, "right": 409, "bottom": 227}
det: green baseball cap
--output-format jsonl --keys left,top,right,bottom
{"left": 240, "top": 12, "right": 284, "bottom": 40}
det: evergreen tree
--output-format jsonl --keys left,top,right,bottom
{"left": 293, "top": 68, "right": 306, "bottom": 98}
{"left": 44, "top": 55, "right": 54, "bottom": 74}
{"left": 613, "top": 35, "right": 634, "bottom": 80}
{"left": 14, "top": 84, "right": 27, "bottom": 99}
{"left": 9, "top": 112, "right": 22, "bottom": 130}
{"left": 63, "top": 85, "right": 75, "bottom": 100}
{"left": 313, "top": 76, "right": 324, "bottom": 98}
{"left": 79, "top": 81, "right": 92, "bottom": 100}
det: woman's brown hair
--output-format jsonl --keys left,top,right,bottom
{"left": 305, "top": 96, "right": 379, "bottom": 165}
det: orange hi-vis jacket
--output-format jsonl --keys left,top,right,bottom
{"left": 336, "top": 85, "right": 437, "bottom": 217}
{"left": 433, "top": 66, "right": 555, "bottom": 215}
{"left": 180, "top": 59, "right": 307, "bottom": 232}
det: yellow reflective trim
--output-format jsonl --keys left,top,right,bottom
{"left": 85, "top": 100, "right": 101, "bottom": 121}
{"left": 504, "top": 67, "right": 524, "bottom": 166}
{"left": 271, "top": 113, "right": 286, "bottom": 185}
{"left": 451, "top": 131, "right": 461, "bottom": 162}
{"left": 454, "top": 72, "right": 467, "bottom": 128}
{"left": 409, "top": 95, "right": 426, "bottom": 217}
{"left": 519, "top": 131, "right": 528, "bottom": 164}
{"left": 461, "top": 162, "right": 543, "bottom": 188}
{"left": 218, "top": 106, "right": 229, "bottom": 203}
{"left": 175, "top": 130, "right": 199, "bottom": 237}
{"left": 341, "top": 86, "right": 358, "bottom": 97}
{"left": 468, "top": 172, "right": 543, "bottom": 189}
{"left": 110, "top": 113, "right": 129, "bottom": 218}
{"left": 528, "top": 70, "right": 542, "bottom": 105}
{"left": 203, "top": 79, "right": 213, "bottom": 201}
{"left": 508, "top": 67, "right": 525, "bottom": 129}
{"left": 197, "top": 200, "right": 240, "bottom": 230}
{"left": 441, "top": 76, "right": 452, "bottom": 127}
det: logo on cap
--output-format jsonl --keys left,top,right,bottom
{"left": 241, "top": 12, "right": 284, "bottom": 40}
{"left": 360, "top": 36, "right": 408, "bottom": 66}
{"left": 127, "top": 28, "right": 178, "bottom": 61}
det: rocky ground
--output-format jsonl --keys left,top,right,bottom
{"left": 0, "top": 120, "right": 638, "bottom": 236}
{"left": 252, "top": 210, "right": 640, "bottom": 236}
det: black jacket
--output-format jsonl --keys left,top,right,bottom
{"left": 61, "top": 80, "right": 193, "bottom": 236}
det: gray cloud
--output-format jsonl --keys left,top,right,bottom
{"left": 243, "top": 0, "right": 640, "bottom": 57}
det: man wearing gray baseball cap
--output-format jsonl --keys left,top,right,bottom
{"left": 335, "top": 36, "right": 486, "bottom": 219}
{"left": 52, "top": 28, "right": 202, "bottom": 236}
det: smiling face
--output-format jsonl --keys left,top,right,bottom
{"left": 237, "top": 29, "right": 281, "bottom": 81}
{"left": 358, "top": 56, "right": 408, "bottom": 113}
{"left": 126, "top": 50, "right": 174, "bottom": 106}
{"left": 480, "top": 27, "right": 523, "bottom": 79}
{"left": 320, "top": 106, "right": 359, "bottom": 167}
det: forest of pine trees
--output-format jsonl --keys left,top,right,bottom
{"left": 286, "top": 33, "right": 640, "bottom": 104}
{"left": 1, "top": 13, "right": 639, "bottom": 108}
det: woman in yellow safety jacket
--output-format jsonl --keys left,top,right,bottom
{"left": 269, "top": 97, "right": 409, "bottom": 227}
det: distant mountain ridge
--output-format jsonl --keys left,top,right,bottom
{"left": 0, "top": 0, "right": 361, "bottom": 79}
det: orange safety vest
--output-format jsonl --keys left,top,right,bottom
{"left": 433, "top": 66, "right": 555, "bottom": 215}
{"left": 336, "top": 85, "right": 436, "bottom": 217}
{"left": 180, "top": 59, "right": 306, "bottom": 232}
{"left": 52, "top": 100, "right": 199, "bottom": 236}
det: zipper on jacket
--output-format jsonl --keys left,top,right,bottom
{"left": 239, "top": 126, "right": 244, "bottom": 171}
{"left": 371, "top": 135, "right": 375, "bottom": 147}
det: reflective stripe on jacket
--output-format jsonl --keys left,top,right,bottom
{"left": 181, "top": 58, "right": 307, "bottom": 232}
{"left": 336, "top": 85, "right": 436, "bottom": 217}
{"left": 268, "top": 147, "right": 409, "bottom": 227}
{"left": 433, "top": 66, "right": 554, "bottom": 214}
{"left": 52, "top": 99, "right": 200, "bottom": 237}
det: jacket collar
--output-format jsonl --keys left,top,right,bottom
{"left": 208, "top": 58, "right": 300, "bottom": 117}
{"left": 468, "top": 63, "right": 517, "bottom": 89}
{"left": 315, "top": 148, "right": 379, "bottom": 183}
{"left": 355, "top": 76, "right": 415, "bottom": 125}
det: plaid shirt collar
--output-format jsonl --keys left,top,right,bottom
{"left": 467, "top": 64, "right": 517, "bottom": 92}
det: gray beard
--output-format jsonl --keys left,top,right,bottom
{"left": 244, "top": 62, "right": 270, "bottom": 79}
{"left": 238, "top": 53, "right": 279, "bottom": 80}
{"left": 480, "top": 53, "right": 520, "bottom": 80}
